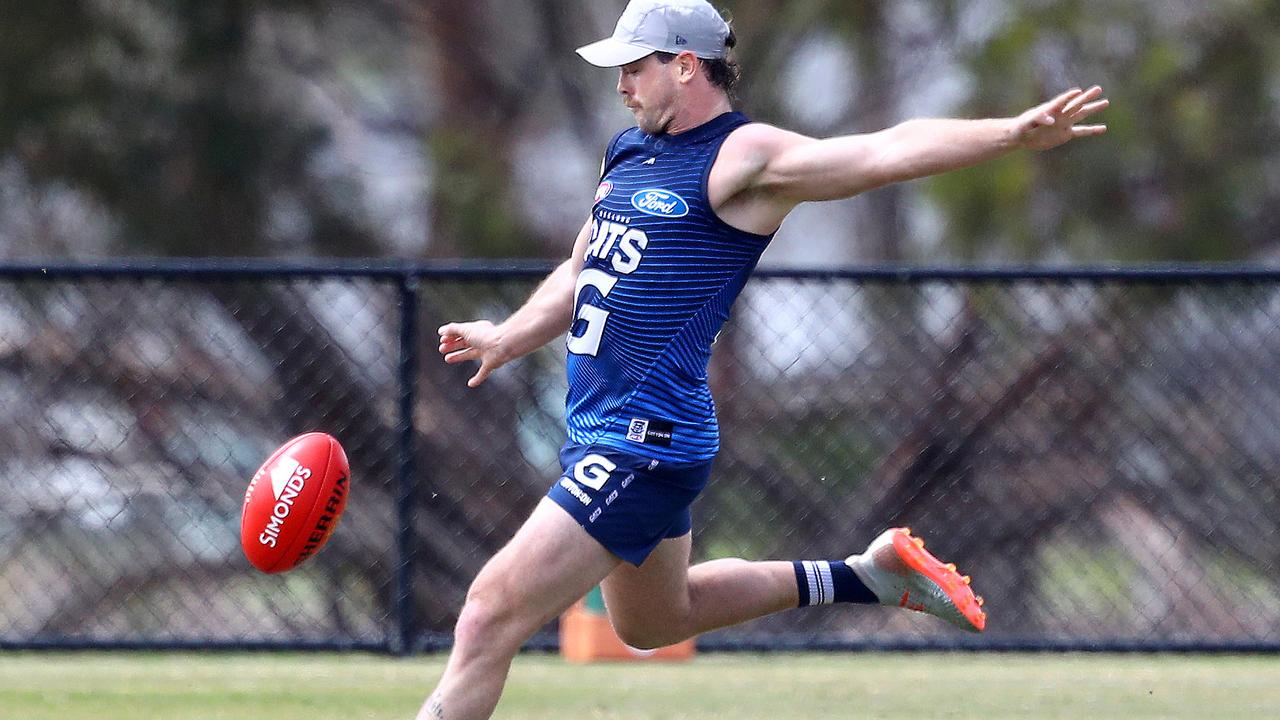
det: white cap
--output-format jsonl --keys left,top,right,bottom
{"left": 576, "top": 0, "right": 731, "bottom": 68}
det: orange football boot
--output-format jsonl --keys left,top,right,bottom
{"left": 847, "top": 527, "right": 986, "bottom": 632}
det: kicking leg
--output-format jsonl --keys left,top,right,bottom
{"left": 601, "top": 533, "right": 802, "bottom": 649}
{"left": 418, "top": 498, "right": 621, "bottom": 720}
{"left": 602, "top": 528, "right": 987, "bottom": 649}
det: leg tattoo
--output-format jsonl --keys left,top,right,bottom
{"left": 425, "top": 692, "right": 445, "bottom": 719}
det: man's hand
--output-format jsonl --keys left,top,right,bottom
{"left": 1013, "top": 85, "right": 1109, "bottom": 152}
{"left": 438, "top": 321, "right": 509, "bottom": 388}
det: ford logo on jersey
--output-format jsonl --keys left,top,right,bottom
{"left": 630, "top": 188, "right": 690, "bottom": 218}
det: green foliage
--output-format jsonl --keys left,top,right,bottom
{"left": 933, "top": 1, "right": 1280, "bottom": 262}
{"left": 3, "top": 1, "right": 1280, "bottom": 260}
{"left": 427, "top": 128, "right": 525, "bottom": 258}
{"left": 0, "top": 1, "right": 371, "bottom": 257}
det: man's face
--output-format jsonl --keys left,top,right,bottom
{"left": 617, "top": 54, "right": 679, "bottom": 135}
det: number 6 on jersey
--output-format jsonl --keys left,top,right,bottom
{"left": 568, "top": 268, "right": 617, "bottom": 356}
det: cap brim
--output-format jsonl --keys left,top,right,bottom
{"left": 575, "top": 38, "right": 654, "bottom": 68}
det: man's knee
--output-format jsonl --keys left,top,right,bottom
{"left": 608, "top": 610, "right": 687, "bottom": 650}
{"left": 453, "top": 576, "right": 528, "bottom": 654}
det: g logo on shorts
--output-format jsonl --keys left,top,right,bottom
{"left": 574, "top": 454, "right": 616, "bottom": 490}
{"left": 547, "top": 443, "right": 712, "bottom": 566}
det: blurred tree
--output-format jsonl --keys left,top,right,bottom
{"left": 931, "top": 0, "right": 1280, "bottom": 262}
{"left": 408, "top": 0, "right": 525, "bottom": 258}
{"left": 0, "top": 0, "right": 408, "bottom": 257}
{"left": 3, "top": 0, "right": 1279, "bottom": 262}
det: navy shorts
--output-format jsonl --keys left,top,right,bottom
{"left": 546, "top": 443, "right": 713, "bottom": 566}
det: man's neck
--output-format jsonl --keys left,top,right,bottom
{"left": 664, "top": 92, "right": 733, "bottom": 135}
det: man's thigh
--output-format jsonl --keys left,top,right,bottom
{"left": 549, "top": 444, "right": 710, "bottom": 566}
{"left": 599, "top": 531, "right": 692, "bottom": 627}
{"left": 473, "top": 498, "right": 623, "bottom": 629}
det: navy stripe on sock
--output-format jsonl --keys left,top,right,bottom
{"left": 792, "top": 561, "right": 810, "bottom": 607}
{"left": 829, "top": 560, "right": 878, "bottom": 605}
{"left": 794, "top": 560, "right": 878, "bottom": 606}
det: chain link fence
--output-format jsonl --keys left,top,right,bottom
{"left": 1, "top": 263, "right": 1278, "bottom": 653}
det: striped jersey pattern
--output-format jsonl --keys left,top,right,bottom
{"left": 564, "top": 112, "right": 773, "bottom": 462}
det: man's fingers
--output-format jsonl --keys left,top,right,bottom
{"left": 439, "top": 337, "right": 469, "bottom": 354}
{"left": 1072, "top": 124, "right": 1107, "bottom": 137}
{"left": 437, "top": 319, "right": 499, "bottom": 385}
{"left": 1061, "top": 85, "right": 1102, "bottom": 116}
{"left": 445, "top": 347, "right": 480, "bottom": 364}
{"left": 1045, "top": 87, "right": 1083, "bottom": 115}
{"left": 1070, "top": 99, "right": 1110, "bottom": 122}
{"left": 1052, "top": 87, "right": 1083, "bottom": 108}
{"left": 467, "top": 364, "right": 493, "bottom": 388}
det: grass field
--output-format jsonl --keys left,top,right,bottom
{"left": 2, "top": 651, "right": 1278, "bottom": 719}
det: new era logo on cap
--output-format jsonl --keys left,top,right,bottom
{"left": 576, "top": 0, "right": 731, "bottom": 68}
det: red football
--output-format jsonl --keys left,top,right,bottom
{"left": 241, "top": 432, "right": 350, "bottom": 574}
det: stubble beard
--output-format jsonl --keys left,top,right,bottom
{"left": 635, "top": 108, "right": 671, "bottom": 136}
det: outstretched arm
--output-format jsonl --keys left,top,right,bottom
{"left": 438, "top": 219, "right": 593, "bottom": 387}
{"left": 714, "top": 86, "right": 1108, "bottom": 231}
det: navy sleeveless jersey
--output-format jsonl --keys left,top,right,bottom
{"left": 564, "top": 111, "right": 773, "bottom": 462}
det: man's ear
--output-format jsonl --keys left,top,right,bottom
{"left": 677, "top": 51, "right": 699, "bottom": 83}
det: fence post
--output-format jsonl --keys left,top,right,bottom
{"left": 393, "top": 273, "right": 419, "bottom": 656}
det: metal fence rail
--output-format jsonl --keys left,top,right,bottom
{"left": 1, "top": 262, "right": 1278, "bottom": 654}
